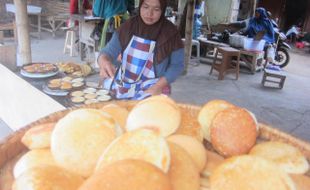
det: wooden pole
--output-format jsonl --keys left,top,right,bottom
{"left": 249, "top": 0, "right": 257, "bottom": 17}
{"left": 13, "top": 0, "right": 32, "bottom": 66}
{"left": 183, "top": 0, "right": 196, "bottom": 74}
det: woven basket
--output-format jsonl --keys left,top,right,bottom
{"left": 1, "top": 101, "right": 310, "bottom": 189}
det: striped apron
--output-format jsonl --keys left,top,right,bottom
{"left": 104, "top": 35, "right": 159, "bottom": 100}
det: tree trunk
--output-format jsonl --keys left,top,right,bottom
{"left": 183, "top": 0, "right": 196, "bottom": 74}
{"left": 13, "top": 0, "right": 31, "bottom": 66}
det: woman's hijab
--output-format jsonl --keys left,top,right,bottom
{"left": 118, "top": 0, "right": 184, "bottom": 63}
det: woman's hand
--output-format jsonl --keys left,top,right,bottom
{"left": 145, "top": 77, "right": 168, "bottom": 96}
{"left": 145, "top": 85, "right": 162, "bottom": 96}
{"left": 98, "top": 54, "right": 116, "bottom": 79}
{"left": 98, "top": 54, "right": 116, "bottom": 87}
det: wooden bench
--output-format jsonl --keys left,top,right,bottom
{"left": 39, "top": 0, "right": 70, "bottom": 36}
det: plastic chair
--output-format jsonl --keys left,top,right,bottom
{"left": 62, "top": 27, "right": 77, "bottom": 56}
{"left": 182, "top": 38, "right": 200, "bottom": 59}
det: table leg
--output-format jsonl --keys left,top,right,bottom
{"left": 37, "top": 14, "right": 41, "bottom": 39}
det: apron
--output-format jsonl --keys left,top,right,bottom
{"left": 103, "top": 35, "right": 159, "bottom": 100}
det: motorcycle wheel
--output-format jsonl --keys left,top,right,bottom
{"left": 274, "top": 48, "right": 290, "bottom": 68}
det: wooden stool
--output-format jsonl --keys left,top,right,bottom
{"left": 63, "top": 28, "right": 76, "bottom": 56}
{"left": 261, "top": 69, "right": 286, "bottom": 89}
{"left": 210, "top": 47, "right": 240, "bottom": 80}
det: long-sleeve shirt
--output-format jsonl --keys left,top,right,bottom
{"left": 100, "top": 32, "right": 185, "bottom": 84}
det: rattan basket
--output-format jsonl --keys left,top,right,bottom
{"left": 1, "top": 101, "right": 310, "bottom": 189}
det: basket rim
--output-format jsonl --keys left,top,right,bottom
{"left": 1, "top": 101, "right": 310, "bottom": 162}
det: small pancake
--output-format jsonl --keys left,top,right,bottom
{"left": 249, "top": 141, "right": 309, "bottom": 174}
{"left": 210, "top": 155, "right": 296, "bottom": 190}
{"left": 71, "top": 96, "right": 85, "bottom": 103}
{"left": 96, "top": 128, "right": 170, "bottom": 173}
{"left": 97, "top": 95, "right": 111, "bottom": 101}
{"left": 72, "top": 81, "right": 84, "bottom": 88}
{"left": 62, "top": 76, "right": 73, "bottom": 82}
{"left": 60, "top": 82, "right": 72, "bottom": 90}
{"left": 13, "top": 165, "right": 84, "bottom": 190}
{"left": 13, "top": 149, "right": 57, "bottom": 179}
{"left": 49, "top": 78, "right": 62, "bottom": 85}
{"left": 84, "top": 93, "right": 97, "bottom": 99}
{"left": 21, "top": 122, "right": 55, "bottom": 149}
{"left": 96, "top": 89, "right": 109, "bottom": 96}
{"left": 72, "top": 77, "right": 84, "bottom": 83}
{"left": 79, "top": 159, "right": 172, "bottom": 190}
{"left": 167, "top": 134, "right": 207, "bottom": 172}
{"left": 83, "top": 87, "right": 97, "bottom": 94}
{"left": 167, "top": 142, "right": 200, "bottom": 190}
{"left": 84, "top": 99, "right": 98, "bottom": 105}
{"left": 47, "top": 82, "right": 61, "bottom": 89}
{"left": 71, "top": 90, "right": 84, "bottom": 97}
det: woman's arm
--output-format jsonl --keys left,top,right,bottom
{"left": 145, "top": 48, "right": 184, "bottom": 95}
{"left": 163, "top": 48, "right": 185, "bottom": 84}
{"left": 98, "top": 32, "right": 122, "bottom": 79}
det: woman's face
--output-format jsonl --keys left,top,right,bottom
{"left": 255, "top": 11, "right": 260, "bottom": 19}
{"left": 140, "top": 0, "right": 162, "bottom": 25}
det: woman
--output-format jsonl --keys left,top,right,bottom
{"left": 97, "top": 0, "right": 184, "bottom": 100}
{"left": 244, "top": 7, "right": 275, "bottom": 65}
{"left": 244, "top": 7, "right": 275, "bottom": 44}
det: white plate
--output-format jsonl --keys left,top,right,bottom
{"left": 20, "top": 70, "right": 59, "bottom": 79}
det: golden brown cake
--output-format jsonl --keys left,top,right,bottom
{"left": 167, "top": 142, "right": 200, "bottom": 190}
{"left": 210, "top": 155, "right": 296, "bottom": 190}
{"left": 79, "top": 159, "right": 172, "bottom": 190}
{"left": 210, "top": 107, "right": 257, "bottom": 157}
{"left": 51, "top": 109, "right": 116, "bottom": 177}
{"left": 250, "top": 141, "right": 309, "bottom": 174}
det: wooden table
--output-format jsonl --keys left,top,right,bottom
{"left": 239, "top": 50, "right": 265, "bottom": 74}
{"left": 198, "top": 37, "right": 230, "bottom": 63}
{"left": 71, "top": 15, "right": 103, "bottom": 61}
{"left": 6, "top": 3, "right": 42, "bottom": 39}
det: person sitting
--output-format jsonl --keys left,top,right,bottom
{"left": 243, "top": 7, "right": 275, "bottom": 66}
{"left": 97, "top": 0, "right": 184, "bottom": 100}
